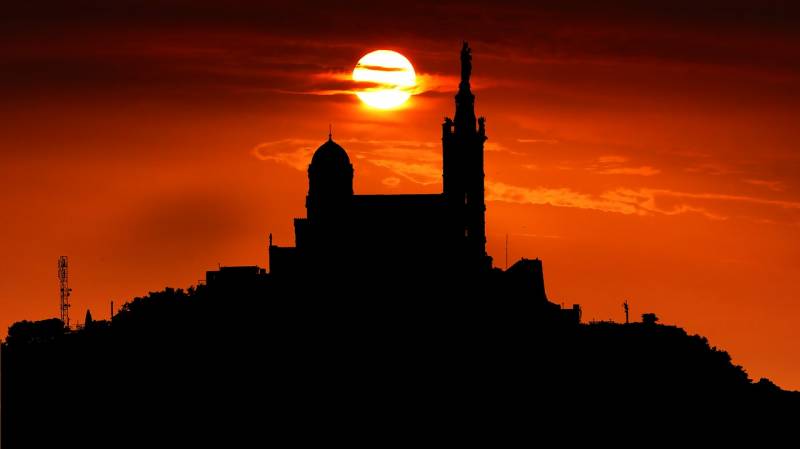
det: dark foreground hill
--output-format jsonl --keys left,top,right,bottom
{"left": 2, "top": 284, "right": 798, "bottom": 446}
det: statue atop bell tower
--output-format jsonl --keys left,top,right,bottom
{"left": 454, "top": 42, "right": 477, "bottom": 135}
{"left": 460, "top": 41, "right": 472, "bottom": 86}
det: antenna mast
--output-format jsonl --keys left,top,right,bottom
{"left": 505, "top": 234, "right": 509, "bottom": 270}
{"left": 58, "top": 256, "right": 71, "bottom": 328}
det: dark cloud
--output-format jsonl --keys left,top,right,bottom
{"left": 356, "top": 65, "right": 409, "bottom": 72}
{"left": 2, "top": 1, "right": 798, "bottom": 102}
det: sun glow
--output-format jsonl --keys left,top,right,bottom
{"left": 352, "top": 50, "right": 416, "bottom": 109}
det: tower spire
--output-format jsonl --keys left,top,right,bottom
{"left": 328, "top": 124, "right": 332, "bottom": 141}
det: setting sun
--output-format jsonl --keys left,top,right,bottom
{"left": 352, "top": 50, "right": 416, "bottom": 109}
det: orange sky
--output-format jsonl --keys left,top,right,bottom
{"left": 2, "top": 1, "right": 800, "bottom": 389}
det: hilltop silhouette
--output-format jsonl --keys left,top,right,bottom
{"left": 3, "top": 284, "right": 798, "bottom": 446}
{"left": 2, "top": 43, "right": 799, "bottom": 447}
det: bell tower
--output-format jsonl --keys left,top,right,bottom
{"left": 442, "top": 42, "right": 491, "bottom": 271}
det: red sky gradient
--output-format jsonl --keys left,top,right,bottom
{"left": 2, "top": 1, "right": 800, "bottom": 389}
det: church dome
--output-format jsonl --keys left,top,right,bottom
{"left": 306, "top": 136, "right": 354, "bottom": 221}
{"left": 311, "top": 137, "right": 351, "bottom": 167}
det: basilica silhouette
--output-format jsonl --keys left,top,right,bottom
{"left": 270, "top": 43, "right": 490, "bottom": 278}
{"left": 207, "top": 42, "right": 580, "bottom": 323}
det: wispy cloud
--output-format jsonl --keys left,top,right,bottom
{"left": 382, "top": 177, "right": 401, "bottom": 187}
{"left": 554, "top": 154, "right": 661, "bottom": 177}
{"left": 487, "top": 181, "right": 800, "bottom": 219}
{"left": 484, "top": 141, "right": 525, "bottom": 155}
{"left": 487, "top": 182, "right": 646, "bottom": 216}
{"left": 487, "top": 182, "right": 727, "bottom": 219}
{"left": 291, "top": 71, "right": 457, "bottom": 97}
{"left": 516, "top": 138, "right": 560, "bottom": 144}
{"left": 595, "top": 166, "right": 661, "bottom": 176}
{"left": 369, "top": 159, "right": 441, "bottom": 185}
{"left": 650, "top": 188, "right": 800, "bottom": 210}
{"left": 252, "top": 137, "right": 442, "bottom": 184}
{"left": 744, "top": 178, "right": 785, "bottom": 192}
{"left": 253, "top": 138, "right": 800, "bottom": 222}
{"left": 590, "top": 155, "right": 660, "bottom": 176}
{"left": 596, "top": 155, "right": 628, "bottom": 164}
{"left": 337, "top": 138, "right": 439, "bottom": 150}
{"left": 251, "top": 139, "right": 317, "bottom": 170}
{"left": 684, "top": 162, "right": 741, "bottom": 176}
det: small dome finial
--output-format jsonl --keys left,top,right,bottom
{"left": 328, "top": 124, "right": 332, "bottom": 141}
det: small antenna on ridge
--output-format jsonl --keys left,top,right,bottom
{"left": 505, "top": 233, "right": 509, "bottom": 270}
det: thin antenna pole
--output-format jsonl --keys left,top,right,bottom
{"left": 505, "top": 233, "right": 508, "bottom": 270}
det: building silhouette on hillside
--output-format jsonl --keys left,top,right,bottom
{"left": 269, "top": 42, "right": 490, "bottom": 279}
{"left": 208, "top": 42, "right": 579, "bottom": 323}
